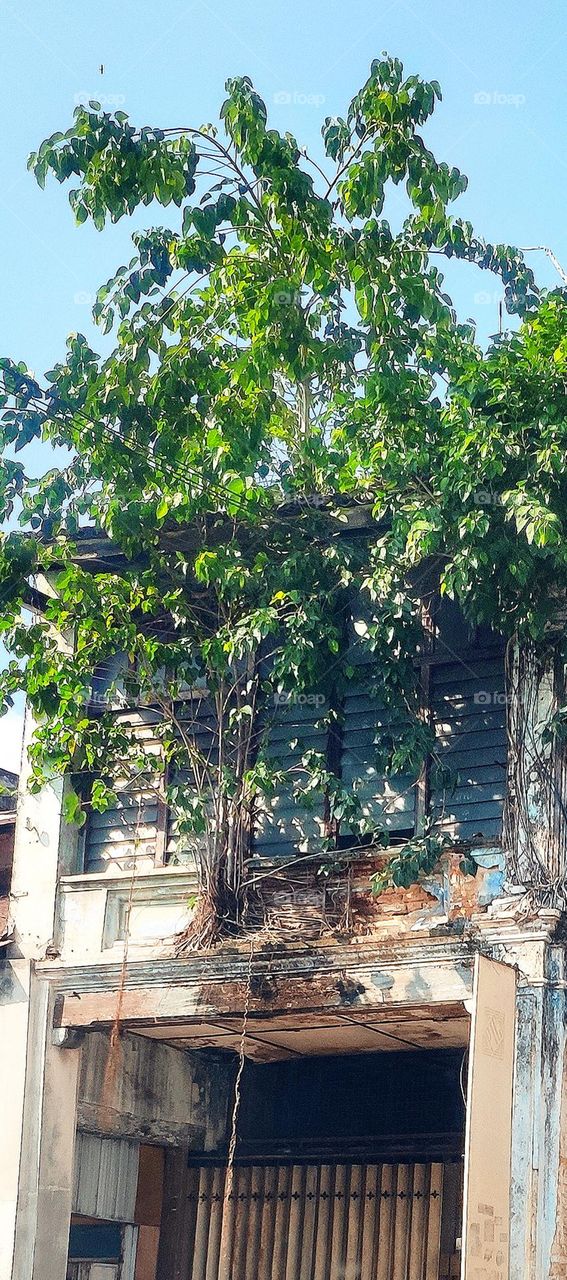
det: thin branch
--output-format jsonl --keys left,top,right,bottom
{"left": 520, "top": 245, "right": 567, "bottom": 286}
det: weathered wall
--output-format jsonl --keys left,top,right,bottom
{"left": 9, "top": 976, "right": 80, "bottom": 1280}
{"left": 0, "top": 961, "right": 31, "bottom": 1280}
{"left": 77, "top": 1030, "right": 233, "bottom": 1154}
{"left": 349, "top": 849, "right": 504, "bottom": 937}
{"left": 9, "top": 708, "right": 77, "bottom": 962}
{"left": 56, "top": 867, "right": 197, "bottom": 964}
{"left": 53, "top": 849, "right": 505, "bottom": 969}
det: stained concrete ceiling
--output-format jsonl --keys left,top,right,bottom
{"left": 131, "top": 1004, "right": 470, "bottom": 1061}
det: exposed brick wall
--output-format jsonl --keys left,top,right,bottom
{"left": 251, "top": 848, "right": 503, "bottom": 942}
{"left": 348, "top": 850, "right": 501, "bottom": 938}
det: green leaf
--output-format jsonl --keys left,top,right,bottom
{"left": 63, "top": 790, "right": 86, "bottom": 827}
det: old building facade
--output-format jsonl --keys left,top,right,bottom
{"left": 2, "top": 585, "right": 567, "bottom": 1280}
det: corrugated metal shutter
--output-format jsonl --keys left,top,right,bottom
{"left": 183, "top": 1160, "right": 451, "bottom": 1280}
{"left": 72, "top": 1133, "right": 139, "bottom": 1222}
{"left": 253, "top": 698, "right": 328, "bottom": 858}
{"left": 430, "top": 654, "right": 507, "bottom": 842}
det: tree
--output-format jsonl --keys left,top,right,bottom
{"left": 0, "top": 55, "right": 557, "bottom": 941}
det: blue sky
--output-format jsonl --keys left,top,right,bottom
{"left": 1, "top": 0, "right": 567, "bottom": 769}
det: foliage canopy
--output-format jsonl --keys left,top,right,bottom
{"left": 1, "top": 56, "right": 564, "bottom": 931}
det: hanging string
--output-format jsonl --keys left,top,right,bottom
{"left": 110, "top": 790, "right": 142, "bottom": 1047}
{"left": 224, "top": 935, "right": 255, "bottom": 1202}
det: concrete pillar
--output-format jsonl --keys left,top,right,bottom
{"left": 0, "top": 961, "right": 32, "bottom": 1280}
{"left": 0, "top": 700, "right": 81, "bottom": 1280}
{"left": 509, "top": 959, "right": 566, "bottom": 1279}
{"left": 7, "top": 972, "right": 80, "bottom": 1280}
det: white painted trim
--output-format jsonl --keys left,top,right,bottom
{"left": 121, "top": 1226, "right": 138, "bottom": 1280}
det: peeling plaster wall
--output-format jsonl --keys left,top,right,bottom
{"left": 507, "top": 953, "right": 566, "bottom": 1280}
{"left": 53, "top": 850, "right": 506, "bottom": 968}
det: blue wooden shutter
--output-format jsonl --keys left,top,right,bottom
{"left": 253, "top": 696, "right": 329, "bottom": 859}
{"left": 429, "top": 652, "right": 507, "bottom": 843}
{"left": 83, "top": 708, "right": 163, "bottom": 873}
{"left": 428, "top": 600, "right": 506, "bottom": 842}
{"left": 340, "top": 677, "right": 418, "bottom": 839}
{"left": 166, "top": 693, "right": 218, "bottom": 864}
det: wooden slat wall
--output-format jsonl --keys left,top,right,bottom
{"left": 184, "top": 1161, "right": 452, "bottom": 1280}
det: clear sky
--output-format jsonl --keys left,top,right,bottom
{"left": 1, "top": 0, "right": 566, "bottom": 770}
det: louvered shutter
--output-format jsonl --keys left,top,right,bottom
{"left": 430, "top": 653, "right": 507, "bottom": 842}
{"left": 253, "top": 696, "right": 329, "bottom": 859}
{"left": 83, "top": 709, "right": 163, "bottom": 873}
{"left": 341, "top": 676, "right": 418, "bottom": 839}
{"left": 166, "top": 692, "right": 218, "bottom": 864}
{"left": 84, "top": 785, "right": 160, "bottom": 873}
{"left": 339, "top": 595, "right": 420, "bottom": 843}
{"left": 428, "top": 599, "right": 506, "bottom": 842}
